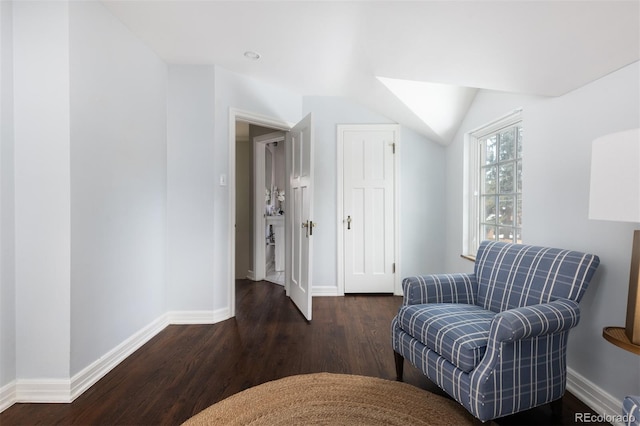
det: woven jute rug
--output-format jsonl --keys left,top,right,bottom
{"left": 183, "top": 372, "right": 476, "bottom": 425}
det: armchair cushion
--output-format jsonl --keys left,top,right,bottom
{"left": 396, "top": 303, "right": 496, "bottom": 372}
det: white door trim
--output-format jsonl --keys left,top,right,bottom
{"left": 228, "top": 108, "right": 293, "bottom": 318}
{"left": 336, "top": 124, "right": 402, "bottom": 296}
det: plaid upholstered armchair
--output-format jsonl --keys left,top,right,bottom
{"left": 391, "top": 241, "right": 600, "bottom": 422}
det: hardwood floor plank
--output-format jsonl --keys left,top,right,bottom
{"left": 0, "top": 280, "right": 607, "bottom": 425}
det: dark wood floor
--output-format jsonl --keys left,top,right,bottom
{"left": 1, "top": 280, "right": 607, "bottom": 425}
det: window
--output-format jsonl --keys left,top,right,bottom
{"left": 465, "top": 110, "right": 522, "bottom": 257}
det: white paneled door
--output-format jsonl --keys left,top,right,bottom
{"left": 341, "top": 125, "right": 398, "bottom": 293}
{"left": 287, "top": 114, "right": 314, "bottom": 320}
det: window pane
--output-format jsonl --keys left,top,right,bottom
{"left": 499, "top": 128, "right": 516, "bottom": 161}
{"left": 499, "top": 163, "right": 514, "bottom": 193}
{"left": 482, "top": 196, "right": 497, "bottom": 224}
{"left": 498, "top": 195, "right": 514, "bottom": 226}
{"left": 482, "top": 166, "right": 497, "bottom": 194}
{"left": 482, "top": 224, "right": 497, "bottom": 241}
{"left": 498, "top": 227, "right": 514, "bottom": 243}
{"left": 517, "top": 126, "right": 523, "bottom": 158}
{"left": 468, "top": 112, "right": 522, "bottom": 256}
{"left": 482, "top": 136, "right": 497, "bottom": 165}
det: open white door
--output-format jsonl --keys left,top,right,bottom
{"left": 286, "top": 114, "right": 314, "bottom": 321}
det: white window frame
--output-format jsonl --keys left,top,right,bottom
{"left": 463, "top": 109, "right": 523, "bottom": 258}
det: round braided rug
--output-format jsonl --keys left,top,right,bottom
{"left": 183, "top": 373, "right": 475, "bottom": 425}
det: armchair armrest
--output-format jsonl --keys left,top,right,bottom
{"left": 490, "top": 299, "right": 581, "bottom": 343}
{"left": 402, "top": 273, "right": 477, "bottom": 305}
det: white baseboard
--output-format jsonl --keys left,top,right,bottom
{"left": 567, "top": 367, "right": 624, "bottom": 426}
{"left": 70, "top": 314, "right": 169, "bottom": 402}
{"left": 1, "top": 378, "right": 73, "bottom": 409}
{"left": 167, "top": 308, "right": 230, "bottom": 325}
{"left": 0, "top": 381, "right": 16, "bottom": 412}
{"left": 15, "top": 378, "right": 71, "bottom": 404}
{"left": 313, "top": 285, "right": 340, "bottom": 296}
{"left": 0, "top": 309, "right": 231, "bottom": 413}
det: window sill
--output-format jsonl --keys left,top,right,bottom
{"left": 460, "top": 254, "right": 476, "bottom": 262}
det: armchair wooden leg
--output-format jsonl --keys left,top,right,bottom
{"left": 550, "top": 398, "right": 563, "bottom": 424}
{"left": 394, "top": 351, "right": 404, "bottom": 381}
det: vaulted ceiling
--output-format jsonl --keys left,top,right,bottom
{"left": 101, "top": 0, "right": 640, "bottom": 145}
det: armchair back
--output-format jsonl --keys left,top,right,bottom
{"left": 474, "top": 241, "right": 600, "bottom": 313}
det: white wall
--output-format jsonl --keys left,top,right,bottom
{"left": 167, "top": 65, "right": 216, "bottom": 311}
{"left": 13, "top": 2, "right": 70, "bottom": 379}
{"left": 4, "top": 0, "right": 170, "bottom": 396}
{"left": 445, "top": 62, "right": 640, "bottom": 404}
{"left": 399, "top": 126, "right": 447, "bottom": 278}
{"left": 68, "top": 0, "right": 168, "bottom": 375}
{"left": 0, "top": 0, "right": 16, "bottom": 389}
{"left": 302, "top": 96, "right": 446, "bottom": 292}
{"left": 13, "top": 0, "right": 71, "bottom": 380}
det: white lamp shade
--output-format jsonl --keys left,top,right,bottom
{"left": 589, "top": 128, "right": 640, "bottom": 223}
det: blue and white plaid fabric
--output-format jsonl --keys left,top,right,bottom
{"left": 396, "top": 304, "right": 494, "bottom": 372}
{"left": 475, "top": 241, "right": 598, "bottom": 312}
{"left": 392, "top": 241, "right": 600, "bottom": 422}
{"left": 402, "top": 273, "right": 476, "bottom": 305}
{"left": 624, "top": 396, "right": 640, "bottom": 426}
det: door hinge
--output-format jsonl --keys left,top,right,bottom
{"left": 392, "top": 142, "right": 396, "bottom": 154}
{"left": 392, "top": 262, "right": 396, "bottom": 273}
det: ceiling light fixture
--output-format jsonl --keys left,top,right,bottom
{"left": 244, "top": 51, "right": 261, "bottom": 61}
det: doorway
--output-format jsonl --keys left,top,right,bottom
{"left": 228, "top": 110, "right": 292, "bottom": 318}
{"left": 229, "top": 109, "right": 315, "bottom": 321}
{"left": 235, "top": 122, "right": 285, "bottom": 285}
{"left": 252, "top": 130, "right": 286, "bottom": 286}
